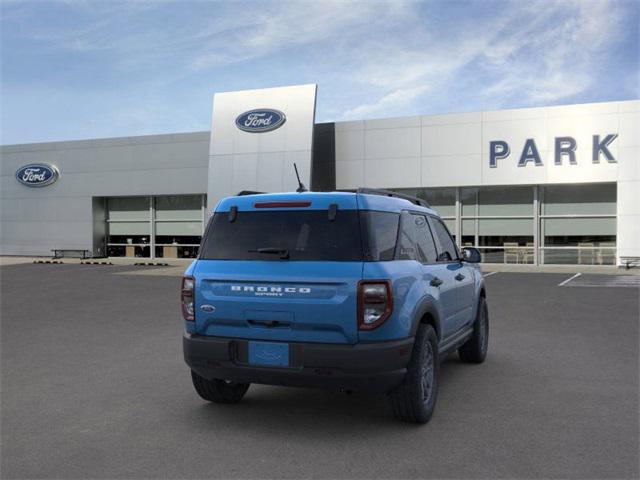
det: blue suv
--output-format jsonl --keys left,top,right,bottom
{"left": 182, "top": 189, "right": 488, "bottom": 423}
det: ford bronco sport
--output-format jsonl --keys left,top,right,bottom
{"left": 182, "top": 189, "right": 488, "bottom": 423}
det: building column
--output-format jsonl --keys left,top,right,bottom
{"left": 533, "top": 185, "right": 539, "bottom": 266}
{"left": 455, "top": 187, "right": 461, "bottom": 245}
{"left": 149, "top": 196, "right": 156, "bottom": 260}
{"left": 201, "top": 194, "right": 207, "bottom": 235}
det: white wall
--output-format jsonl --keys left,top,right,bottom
{"left": 616, "top": 101, "right": 640, "bottom": 262}
{"left": 335, "top": 101, "right": 630, "bottom": 189}
{"left": 207, "top": 84, "right": 317, "bottom": 211}
{"left": 0, "top": 132, "right": 209, "bottom": 256}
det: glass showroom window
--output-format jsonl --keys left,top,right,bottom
{"left": 540, "top": 184, "right": 616, "bottom": 265}
{"left": 154, "top": 195, "right": 204, "bottom": 259}
{"left": 106, "top": 194, "right": 206, "bottom": 259}
{"left": 393, "top": 188, "right": 456, "bottom": 235}
{"left": 461, "top": 186, "right": 534, "bottom": 264}
{"left": 107, "top": 197, "right": 151, "bottom": 258}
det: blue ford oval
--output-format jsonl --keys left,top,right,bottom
{"left": 235, "top": 109, "right": 286, "bottom": 133}
{"left": 15, "top": 164, "right": 59, "bottom": 187}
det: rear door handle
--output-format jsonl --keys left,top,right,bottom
{"left": 430, "top": 277, "right": 443, "bottom": 287}
{"left": 455, "top": 273, "right": 465, "bottom": 281}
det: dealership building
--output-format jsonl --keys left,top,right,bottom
{"left": 1, "top": 84, "right": 638, "bottom": 266}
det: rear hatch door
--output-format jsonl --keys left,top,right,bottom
{"left": 195, "top": 260, "right": 361, "bottom": 344}
{"left": 194, "top": 194, "right": 363, "bottom": 344}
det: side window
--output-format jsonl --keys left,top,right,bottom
{"left": 415, "top": 215, "right": 438, "bottom": 263}
{"left": 396, "top": 212, "right": 437, "bottom": 263}
{"left": 396, "top": 212, "right": 417, "bottom": 260}
{"left": 428, "top": 217, "right": 458, "bottom": 262}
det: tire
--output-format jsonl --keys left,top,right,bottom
{"left": 458, "top": 296, "right": 489, "bottom": 364}
{"left": 387, "top": 324, "right": 439, "bottom": 424}
{"left": 190, "top": 371, "right": 250, "bottom": 404}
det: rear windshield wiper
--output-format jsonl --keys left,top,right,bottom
{"left": 248, "top": 247, "right": 290, "bottom": 260}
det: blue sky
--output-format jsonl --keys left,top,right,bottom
{"left": 1, "top": 0, "right": 638, "bottom": 144}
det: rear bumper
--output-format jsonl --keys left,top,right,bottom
{"left": 183, "top": 333, "right": 414, "bottom": 393}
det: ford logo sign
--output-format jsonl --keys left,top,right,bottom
{"left": 15, "top": 164, "right": 60, "bottom": 187}
{"left": 235, "top": 109, "right": 286, "bottom": 133}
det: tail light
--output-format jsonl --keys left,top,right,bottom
{"left": 358, "top": 281, "right": 393, "bottom": 330}
{"left": 181, "top": 276, "right": 195, "bottom": 321}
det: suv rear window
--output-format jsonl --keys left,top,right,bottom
{"left": 200, "top": 210, "right": 363, "bottom": 261}
{"left": 199, "top": 209, "right": 401, "bottom": 262}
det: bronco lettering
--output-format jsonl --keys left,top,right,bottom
{"left": 230, "top": 285, "right": 311, "bottom": 294}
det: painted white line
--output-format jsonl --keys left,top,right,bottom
{"left": 483, "top": 271, "right": 498, "bottom": 278}
{"left": 558, "top": 272, "right": 581, "bottom": 287}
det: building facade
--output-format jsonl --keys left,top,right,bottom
{"left": 1, "top": 84, "right": 638, "bottom": 265}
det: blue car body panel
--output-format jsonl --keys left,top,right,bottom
{"left": 193, "top": 260, "right": 362, "bottom": 344}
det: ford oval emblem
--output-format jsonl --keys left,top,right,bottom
{"left": 235, "top": 109, "right": 286, "bottom": 133}
{"left": 15, "top": 163, "right": 60, "bottom": 187}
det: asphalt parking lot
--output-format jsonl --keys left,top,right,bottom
{"left": 1, "top": 263, "right": 638, "bottom": 479}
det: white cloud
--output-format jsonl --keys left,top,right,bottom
{"left": 342, "top": 85, "right": 429, "bottom": 119}
{"left": 337, "top": 0, "right": 632, "bottom": 118}
{"left": 187, "top": 1, "right": 412, "bottom": 71}
{"left": 477, "top": 0, "right": 627, "bottom": 105}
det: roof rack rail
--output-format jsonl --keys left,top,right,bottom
{"left": 236, "top": 190, "right": 265, "bottom": 196}
{"left": 355, "top": 188, "right": 430, "bottom": 208}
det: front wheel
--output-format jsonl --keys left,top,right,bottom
{"left": 458, "top": 296, "right": 489, "bottom": 363}
{"left": 387, "top": 324, "right": 439, "bottom": 424}
{"left": 191, "top": 371, "right": 250, "bottom": 404}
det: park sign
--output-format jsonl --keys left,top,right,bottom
{"left": 489, "top": 134, "right": 618, "bottom": 167}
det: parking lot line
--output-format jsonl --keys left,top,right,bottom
{"left": 483, "top": 271, "right": 498, "bottom": 278}
{"left": 564, "top": 275, "right": 640, "bottom": 288}
{"left": 558, "top": 272, "right": 581, "bottom": 286}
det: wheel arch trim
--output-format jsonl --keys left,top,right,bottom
{"left": 410, "top": 298, "right": 443, "bottom": 341}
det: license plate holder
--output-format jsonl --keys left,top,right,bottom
{"left": 248, "top": 341, "right": 289, "bottom": 367}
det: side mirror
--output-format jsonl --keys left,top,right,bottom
{"left": 462, "top": 247, "right": 481, "bottom": 263}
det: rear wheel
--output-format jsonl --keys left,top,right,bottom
{"left": 387, "top": 324, "right": 439, "bottom": 424}
{"left": 190, "top": 371, "right": 250, "bottom": 404}
{"left": 458, "top": 296, "right": 489, "bottom": 363}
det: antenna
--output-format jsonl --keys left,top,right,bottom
{"left": 293, "top": 163, "right": 308, "bottom": 192}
